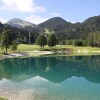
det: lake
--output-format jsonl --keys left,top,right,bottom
{"left": 0, "top": 55, "right": 100, "bottom": 100}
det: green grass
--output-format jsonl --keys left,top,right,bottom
{"left": 18, "top": 44, "right": 41, "bottom": 51}
{"left": 17, "top": 44, "right": 100, "bottom": 51}
{"left": 17, "top": 44, "right": 100, "bottom": 56}
{"left": 0, "top": 44, "right": 100, "bottom": 52}
{"left": 0, "top": 44, "right": 100, "bottom": 57}
{"left": 44, "top": 28, "right": 55, "bottom": 35}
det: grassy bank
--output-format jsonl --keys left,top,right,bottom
{"left": 0, "top": 44, "right": 100, "bottom": 52}
{"left": 18, "top": 44, "right": 100, "bottom": 52}
{"left": 0, "top": 44, "right": 100, "bottom": 57}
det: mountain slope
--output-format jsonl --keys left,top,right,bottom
{"left": 39, "top": 15, "right": 100, "bottom": 40}
{"left": 0, "top": 15, "right": 100, "bottom": 43}
{"left": 0, "top": 22, "right": 4, "bottom": 33}
{"left": 82, "top": 15, "right": 100, "bottom": 32}
{"left": 39, "top": 17, "right": 74, "bottom": 32}
{"left": 6, "top": 18, "right": 37, "bottom": 29}
{"left": 6, "top": 18, "right": 44, "bottom": 33}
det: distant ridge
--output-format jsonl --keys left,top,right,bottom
{"left": 0, "top": 15, "right": 100, "bottom": 43}
{"left": 6, "top": 18, "right": 37, "bottom": 29}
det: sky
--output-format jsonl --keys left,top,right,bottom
{"left": 0, "top": 0, "right": 100, "bottom": 24}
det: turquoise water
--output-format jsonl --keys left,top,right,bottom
{"left": 0, "top": 55, "right": 100, "bottom": 100}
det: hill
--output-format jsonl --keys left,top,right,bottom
{"left": 39, "top": 16, "right": 100, "bottom": 40}
{"left": 81, "top": 15, "right": 100, "bottom": 33}
{"left": 39, "top": 17, "right": 75, "bottom": 32}
{"left": 0, "top": 15, "right": 100, "bottom": 45}
{"left": 0, "top": 21, "right": 40, "bottom": 44}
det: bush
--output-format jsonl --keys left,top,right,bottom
{"left": 11, "top": 43, "right": 17, "bottom": 51}
{"left": 75, "top": 40, "right": 86, "bottom": 46}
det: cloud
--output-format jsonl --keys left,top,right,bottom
{"left": 50, "top": 12, "right": 61, "bottom": 17}
{"left": 0, "top": 17, "right": 7, "bottom": 23}
{"left": 25, "top": 15, "right": 48, "bottom": 24}
{"left": 1, "top": 0, "right": 46, "bottom": 13}
{"left": 25, "top": 12, "right": 61, "bottom": 24}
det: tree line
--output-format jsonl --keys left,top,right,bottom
{"left": 36, "top": 34, "right": 57, "bottom": 49}
{"left": 0, "top": 29, "right": 58, "bottom": 53}
{"left": 0, "top": 29, "right": 100, "bottom": 53}
{"left": 59, "top": 31, "right": 100, "bottom": 47}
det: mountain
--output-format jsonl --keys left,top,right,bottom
{"left": 39, "top": 16, "right": 100, "bottom": 40}
{"left": 5, "top": 16, "right": 100, "bottom": 34}
{"left": 0, "top": 22, "right": 4, "bottom": 32}
{"left": 39, "top": 17, "right": 74, "bottom": 32}
{"left": 0, "top": 20, "right": 40, "bottom": 44}
{"left": 38, "top": 17, "right": 81, "bottom": 39}
{"left": 6, "top": 18, "right": 44, "bottom": 36}
{"left": 0, "top": 15, "right": 100, "bottom": 44}
{"left": 81, "top": 15, "right": 100, "bottom": 33}
{"left": 39, "top": 15, "right": 100, "bottom": 32}
{"left": 6, "top": 18, "right": 37, "bottom": 29}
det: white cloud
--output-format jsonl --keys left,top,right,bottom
{"left": 25, "top": 15, "right": 48, "bottom": 24}
{"left": 25, "top": 12, "right": 61, "bottom": 24}
{"left": 0, "top": 17, "right": 7, "bottom": 23}
{"left": 1, "top": 0, "right": 46, "bottom": 13}
{"left": 50, "top": 12, "right": 61, "bottom": 17}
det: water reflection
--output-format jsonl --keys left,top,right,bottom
{"left": 0, "top": 55, "right": 100, "bottom": 83}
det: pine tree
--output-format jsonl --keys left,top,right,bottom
{"left": 1, "top": 30, "right": 13, "bottom": 53}
{"left": 36, "top": 34, "right": 47, "bottom": 49}
{"left": 47, "top": 34, "right": 57, "bottom": 48}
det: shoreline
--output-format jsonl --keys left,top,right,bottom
{"left": 0, "top": 49, "right": 100, "bottom": 60}
{"left": 2, "top": 50, "right": 55, "bottom": 59}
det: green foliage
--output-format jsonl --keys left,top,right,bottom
{"left": 47, "top": 34, "right": 57, "bottom": 48}
{"left": 88, "top": 31, "right": 100, "bottom": 47}
{"left": 1, "top": 30, "right": 13, "bottom": 53}
{"left": 39, "top": 16, "right": 100, "bottom": 43}
{"left": 0, "top": 16, "right": 100, "bottom": 48}
{"left": 82, "top": 16, "right": 100, "bottom": 32}
{"left": 74, "top": 40, "right": 87, "bottom": 46}
{"left": 10, "top": 43, "right": 17, "bottom": 51}
{"left": 0, "top": 22, "right": 40, "bottom": 44}
{"left": 36, "top": 34, "right": 47, "bottom": 49}
{"left": 59, "top": 40, "right": 66, "bottom": 45}
{"left": 0, "top": 22, "right": 4, "bottom": 34}
{"left": 23, "top": 36, "right": 28, "bottom": 44}
{"left": 39, "top": 17, "right": 74, "bottom": 32}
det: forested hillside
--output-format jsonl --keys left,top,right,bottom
{"left": 39, "top": 17, "right": 75, "bottom": 32}
{"left": 39, "top": 16, "right": 100, "bottom": 40}
{"left": 38, "top": 15, "right": 100, "bottom": 47}
{"left": 0, "top": 22, "right": 40, "bottom": 44}
{"left": 0, "top": 15, "right": 100, "bottom": 47}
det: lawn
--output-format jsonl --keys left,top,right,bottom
{"left": 0, "top": 44, "right": 100, "bottom": 57}
{"left": 17, "top": 44, "right": 100, "bottom": 52}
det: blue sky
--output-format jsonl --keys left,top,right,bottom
{"left": 0, "top": 0, "right": 100, "bottom": 24}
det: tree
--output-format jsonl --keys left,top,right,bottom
{"left": 1, "top": 30, "right": 13, "bottom": 53}
{"left": 74, "top": 39, "right": 86, "bottom": 46}
{"left": 10, "top": 43, "right": 17, "bottom": 51}
{"left": 23, "top": 36, "right": 28, "bottom": 44}
{"left": 36, "top": 34, "right": 47, "bottom": 49}
{"left": 10, "top": 40, "right": 18, "bottom": 51}
{"left": 47, "top": 34, "right": 57, "bottom": 48}
{"left": 88, "top": 31, "right": 100, "bottom": 47}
